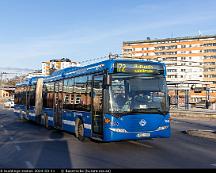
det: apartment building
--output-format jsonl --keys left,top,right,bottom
{"left": 42, "top": 58, "right": 80, "bottom": 75}
{"left": 122, "top": 35, "right": 216, "bottom": 85}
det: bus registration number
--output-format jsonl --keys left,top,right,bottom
{"left": 137, "top": 133, "right": 150, "bottom": 138}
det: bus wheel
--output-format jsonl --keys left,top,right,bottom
{"left": 75, "top": 118, "right": 85, "bottom": 141}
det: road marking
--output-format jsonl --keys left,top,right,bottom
{"left": 25, "top": 161, "right": 34, "bottom": 168}
{"left": 0, "top": 137, "right": 74, "bottom": 145}
{"left": 10, "top": 137, "right": 14, "bottom": 141}
{"left": 15, "top": 145, "right": 21, "bottom": 151}
{"left": 129, "top": 141, "right": 153, "bottom": 148}
{"left": 0, "top": 125, "right": 3, "bottom": 128}
{"left": 210, "top": 163, "right": 216, "bottom": 167}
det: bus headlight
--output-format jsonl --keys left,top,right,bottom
{"left": 109, "top": 128, "right": 127, "bottom": 133}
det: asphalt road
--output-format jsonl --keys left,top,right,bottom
{"left": 0, "top": 106, "right": 216, "bottom": 169}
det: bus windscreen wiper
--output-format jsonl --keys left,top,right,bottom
{"left": 131, "top": 108, "right": 167, "bottom": 115}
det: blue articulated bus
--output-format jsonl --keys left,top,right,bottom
{"left": 14, "top": 58, "right": 171, "bottom": 142}
{"left": 14, "top": 76, "right": 45, "bottom": 121}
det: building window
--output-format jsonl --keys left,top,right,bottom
{"left": 167, "top": 69, "right": 177, "bottom": 72}
{"left": 204, "top": 49, "right": 216, "bottom": 53}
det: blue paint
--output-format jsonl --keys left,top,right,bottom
{"left": 103, "top": 113, "right": 171, "bottom": 142}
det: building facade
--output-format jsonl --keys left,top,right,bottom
{"left": 42, "top": 58, "right": 80, "bottom": 75}
{"left": 122, "top": 35, "right": 216, "bottom": 85}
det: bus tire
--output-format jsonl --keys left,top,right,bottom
{"left": 75, "top": 118, "right": 85, "bottom": 141}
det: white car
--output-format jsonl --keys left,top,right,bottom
{"left": 4, "top": 99, "right": 14, "bottom": 108}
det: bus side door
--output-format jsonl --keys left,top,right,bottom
{"left": 54, "top": 81, "right": 63, "bottom": 128}
{"left": 92, "top": 75, "right": 104, "bottom": 137}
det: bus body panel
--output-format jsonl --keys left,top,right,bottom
{"left": 62, "top": 110, "right": 75, "bottom": 133}
{"left": 103, "top": 113, "right": 171, "bottom": 142}
{"left": 14, "top": 104, "right": 26, "bottom": 119}
{"left": 14, "top": 104, "right": 21, "bottom": 117}
{"left": 28, "top": 106, "right": 36, "bottom": 121}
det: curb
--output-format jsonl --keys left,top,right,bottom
{"left": 170, "top": 111, "right": 216, "bottom": 119}
{"left": 184, "top": 129, "right": 216, "bottom": 140}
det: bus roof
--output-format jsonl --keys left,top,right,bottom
{"left": 44, "top": 58, "right": 166, "bottom": 83}
{"left": 16, "top": 76, "right": 46, "bottom": 87}
{"left": 16, "top": 59, "right": 166, "bottom": 86}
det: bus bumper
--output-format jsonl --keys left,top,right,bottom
{"left": 103, "top": 127, "right": 171, "bottom": 142}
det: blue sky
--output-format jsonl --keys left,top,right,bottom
{"left": 0, "top": 0, "right": 216, "bottom": 69}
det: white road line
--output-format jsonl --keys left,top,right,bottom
{"left": 210, "top": 163, "right": 216, "bottom": 167}
{"left": 129, "top": 141, "right": 153, "bottom": 148}
{"left": 25, "top": 161, "right": 34, "bottom": 168}
{"left": 15, "top": 145, "right": 21, "bottom": 151}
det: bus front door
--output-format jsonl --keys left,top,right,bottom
{"left": 54, "top": 81, "right": 63, "bottom": 129}
{"left": 92, "top": 75, "right": 103, "bottom": 138}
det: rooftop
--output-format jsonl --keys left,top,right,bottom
{"left": 123, "top": 34, "right": 216, "bottom": 45}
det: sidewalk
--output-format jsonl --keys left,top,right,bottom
{"left": 170, "top": 108, "right": 216, "bottom": 119}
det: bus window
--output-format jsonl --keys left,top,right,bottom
{"left": 43, "top": 82, "right": 54, "bottom": 108}
{"left": 63, "top": 78, "right": 74, "bottom": 110}
{"left": 109, "top": 75, "right": 169, "bottom": 115}
{"left": 74, "top": 76, "right": 88, "bottom": 111}
{"left": 29, "top": 85, "right": 36, "bottom": 107}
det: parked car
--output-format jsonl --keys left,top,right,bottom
{"left": 4, "top": 99, "right": 14, "bottom": 108}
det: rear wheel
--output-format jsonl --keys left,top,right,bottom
{"left": 75, "top": 118, "right": 85, "bottom": 141}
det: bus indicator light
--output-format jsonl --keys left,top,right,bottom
{"left": 104, "top": 118, "right": 111, "bottom": 124}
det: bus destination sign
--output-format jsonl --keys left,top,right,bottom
{"left": 114, "top": 62, "right": 164, "bottom": 74}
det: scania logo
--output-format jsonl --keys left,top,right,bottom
{"left": 139, "top": 119, "right": 147, "bottom": 126}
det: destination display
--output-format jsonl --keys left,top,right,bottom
{"left": 114, "top": 62, "right": 164, "bottom": 74}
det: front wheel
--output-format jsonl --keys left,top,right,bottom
{"left": 75, "top": 118, "right": 85, "bottom": 141}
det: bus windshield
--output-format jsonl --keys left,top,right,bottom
{"left": 109, "top": 74, "right": 169, "bottom": 115}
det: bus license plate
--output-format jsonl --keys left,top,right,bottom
{"left": 137, "top": 133, "right": 150, "bottom": 138}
